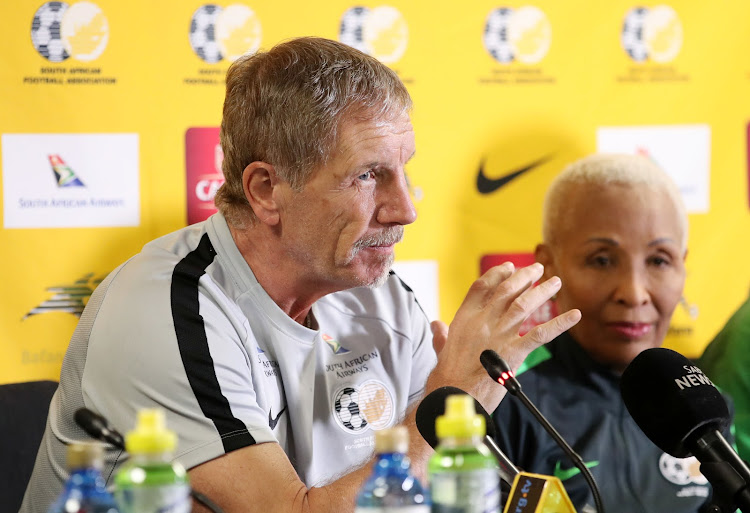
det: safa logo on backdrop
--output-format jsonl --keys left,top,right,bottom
{"left": 483, "top": 6, "right": 551, "bottom": 65}
{"left": 185, "top": 127, "right": 224, "bottom": 224}
{"left": 621, "top": 5, "right": 682, "bottom": 63}
{"left": 31, "top": 1, "right": 108, "bottom": 63}
{"left": 189, "top": 4, "right": 262, "bottom": 64}
{"left": 339, "top": 6, "right": 408, "bottom": 64}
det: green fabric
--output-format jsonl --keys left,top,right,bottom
{"left": 517, "top": 345, "right": 552, "bottom": 376}
{"left": 698, "top": 297, "right": 750, "bottom": 462}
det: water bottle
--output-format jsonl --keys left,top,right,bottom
{"left": 428, "top": 394, "right": 501, "bottom": 513}
{"left": 114, "top": 408, "right": 191, "bottom": 513}
{"left": 47, "top": 442, "right": 120, "bottom": 513}
{"left": 355, "top": 426, "right": 430, "bottom": 512}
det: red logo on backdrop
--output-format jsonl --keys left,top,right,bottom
{"left": 480, "top": 252, "right": 557, "bottom": 335}
{"left": 186, "top": 127, "right": 224, "bottom": 224}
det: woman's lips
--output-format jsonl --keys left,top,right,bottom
{"left": 607, "top": 322, "right": 653, "bottom": 339}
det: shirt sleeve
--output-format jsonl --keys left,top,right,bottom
{"left": 81, "top": 260, "right": 276, "bottom": 472}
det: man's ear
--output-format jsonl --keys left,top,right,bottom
{"left": 534, "top": 243, "right": 557, "bottom": 282}
{"left": 242, "top": 161, "right": 280, "bottom": 225}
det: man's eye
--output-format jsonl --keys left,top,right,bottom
{"left": 358, "top": 170, "right": 375, "bottom": 181}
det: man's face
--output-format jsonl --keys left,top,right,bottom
{"left": 276, "top": 111, "right": 417, "bottom": 291}
{"left": 545, "top": 183, "right": 686, "bottom": 373}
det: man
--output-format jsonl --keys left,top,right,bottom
{"left": 21, "top": 37, "right": 580, "bottom": 513}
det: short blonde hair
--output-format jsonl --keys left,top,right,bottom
{"left": 542, "top": 153, "right": 688, "bottom": 250}
{"left": 215, "top": 36, "right": 412, "bottom": 228}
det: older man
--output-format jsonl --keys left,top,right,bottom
{"left": 21, "top": 37, "right": 580, "bottom": 513}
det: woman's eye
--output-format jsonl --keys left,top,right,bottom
{"left": 590, "top": 255, "right": 610, "bottom": 268}
{"left": 650, "top": 255, "right": 671, "bottom": 267}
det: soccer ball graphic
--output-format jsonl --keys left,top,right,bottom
{"left": 483, "top": 7, "right": 514, "bottom": 63}
{"left": 31, "top": 1, "right": 70, "bottom": 62}
{"left": 339, "top": 6, "right": 370, "bottom": 54}
{"left": 190, "top": 4, "right": 223, "bottom": 64}
{"left": 334, "top": 387, "right": 368, "bottom": 432}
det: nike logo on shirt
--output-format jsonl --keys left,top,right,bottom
{"left": 553, "top": 460, "right": 599, "bottom": 481}
{"left": 475, "top": 156, "right": 549, "bottom": 194}
{"left": 269, "top": 405, "right": 287, "bottom": 430}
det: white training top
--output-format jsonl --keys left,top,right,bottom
{"left": 21, "top": 213, "right": 437, "bottom": 513}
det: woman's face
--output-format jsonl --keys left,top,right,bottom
{"left": 538, "top": 182, "right": 686, "bottom": 373}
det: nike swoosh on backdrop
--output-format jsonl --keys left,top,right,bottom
{"left": 268, "top": 405, "right": 287, "bottom": 430}
{"left": 553, "top": 460, "right": 599, "bottom": 481}
{"left": 475, "top": 156, "right": 550, "bottom": 194}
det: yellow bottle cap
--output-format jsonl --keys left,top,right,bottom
{"left": 67, "top": 442, "right": 105, "bottom": 471}
{"left": 374, "top": 426, "right": 409, "bottom": 454}
{"left": 125, "top": 408, "right": 177, "bottom": 454}
{"left": 435, "top": 394, "right": 485, "bottom": 440}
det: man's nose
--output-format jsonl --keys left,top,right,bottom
{"left": 377, "top": 173, "right": 417, "bottom": 226}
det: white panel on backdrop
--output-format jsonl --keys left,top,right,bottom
{"left": 2, "top": 133, "right": 140, "bottom": 228}
{"left": 391, "top": 260, "right": 439, "bottom": 322}
{"left": 596, "top": 125, "right": 710, "bottom": 213}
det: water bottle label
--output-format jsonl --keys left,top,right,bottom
{"left": 430, "top": 469, "right": 501, "bottom": 513}
{"left": 354, "top": 507, "right": 430, "bottom": 513}
{"left": 116, "top": 484, "right": 191, "bottom": 513}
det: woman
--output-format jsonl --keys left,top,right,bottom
{"left": 492, "top": 153, "right": 726, "bottom": 513}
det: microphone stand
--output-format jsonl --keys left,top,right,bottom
{"left": 696, "top": 430, "right": 750, "bottom": 513}
{"left": 480, "top": 350, "right": 605, "bottom": 513}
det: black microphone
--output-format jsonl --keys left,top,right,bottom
{"left": 481, "top": 349, "right": 605, "bottom": 513}
{"left": 74, "top": 407, "right": 225, "bottom": 513}
{"left": 621, "top": 347, "right": 750, "bottom": 512}
{"left": 74, "top": 407, "right": 126, "bottom": 450}
{"left": 415, "top": 386, "right": 520, "bottom": 484}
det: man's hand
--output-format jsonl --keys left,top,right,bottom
{"left": 426, "top": 262, "right": 580, "bottom": 413}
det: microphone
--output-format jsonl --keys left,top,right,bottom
{"left": 74, "top": 407, "right": 126, "bottom": 450}
{"left": 481, "top": 349, "right": 604, "bottom": 513}
{"left": 415, "top": 386, "right": 520, "bottom": 484}
{"left": 621, "top": 347, "right": 750, "bottom": 512}
{"left": 74, "top": 407, "right": 225, "bottom": 513}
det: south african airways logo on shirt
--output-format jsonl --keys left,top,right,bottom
{"left": 323, "top": 333, "right": 350, "bottom": 355}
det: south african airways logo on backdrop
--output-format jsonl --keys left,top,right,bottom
{"left": 2, "top": 133, "right": 139, "bottom": 228}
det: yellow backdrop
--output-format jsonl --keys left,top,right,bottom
{"left": 2, "top": 0, "right": 749, "bottom": 384}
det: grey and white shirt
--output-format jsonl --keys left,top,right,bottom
{"left": 21, "top": 213, "right": 437, "bottom": 513}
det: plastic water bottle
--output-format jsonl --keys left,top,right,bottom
{"left": 355, "top": 426, "right": 430, "bottom": 512}
{"left": 428, "top": 394, "right": 501, "bottom": 513}
{"left": 47, "top": 442, "right": 120, "bottom": 513}
{"left": 114, "top": 409, "right": 191, "bottom": 513}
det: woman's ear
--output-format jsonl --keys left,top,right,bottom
{"left": 535, "top": 243, "right": 556, "bottom": 282}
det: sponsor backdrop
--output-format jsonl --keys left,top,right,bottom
{"left": 2, "top": 0, "right": 750, "bottom": 384}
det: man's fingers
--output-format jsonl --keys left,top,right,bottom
{"left": 522, "top": 309, "right": 582, "bottom": 351}
{"left": 460, "top": 261, "right": 515, "bottom": 310}
{"left": 430, "top": 320, "right": 449, "bottom": 355}
{"left": 487, "top": 263, "right": 545, "bottom": 313}
{"left": 502, "top": 275, "right": 561, "bottom": 325}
